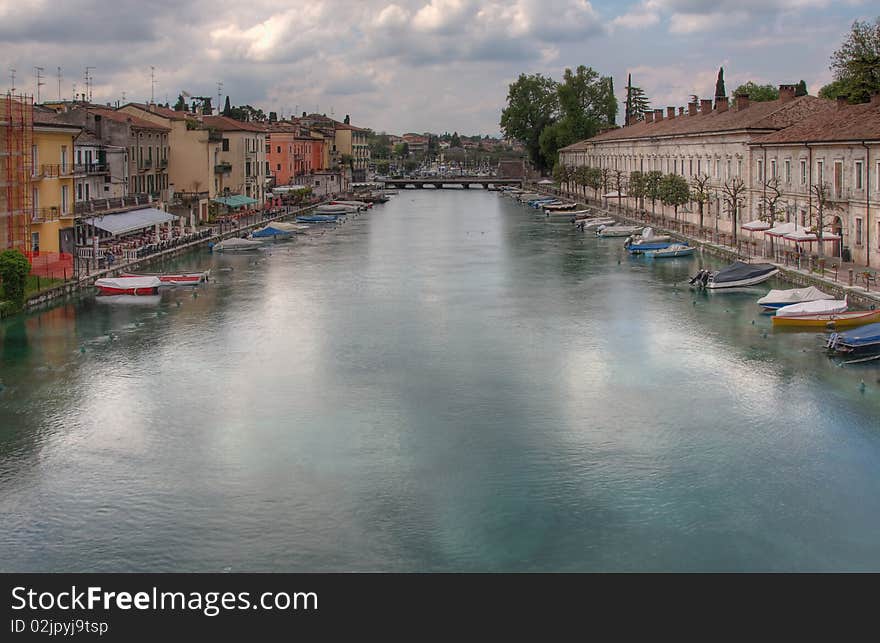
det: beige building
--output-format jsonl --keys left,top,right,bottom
{"left": 749, "top": 95, "right": 880, "bottom": 269}
{"left": 120, "top": 103, "right": 222, "bottom": 222}
{"left": 202, "top": 116, "right": 268, "bottom": 204}
{"left": 559, "top": 85, "right": 832, "bottom": 241}
{"left": 334, "top": 122, "right": 370, "bottom": 180}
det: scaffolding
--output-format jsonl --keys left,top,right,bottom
{"left": 0, "top": 93, "right": 33, "bottom": 251}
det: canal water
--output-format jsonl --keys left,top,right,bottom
{"left": 2, "top": 189, "right": 880, "bottom": 572}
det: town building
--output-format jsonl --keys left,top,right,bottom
{"left": 119, "top": 103, "right": 222, "bottom": 222}
{"left": 559, "top": 85, "right": 833, "bottom": 245}
{"left": 1, "top": 94, "right": 34, "bottom": 251}
{"left": 333, "top": 120, "right": 370, "bottom": 181}
{"left": 73, "top": 129, "right": 125, "bottom": 206}
{"left": 30, "top": 106, "right": 81, "bottom": 254}
{"left": 748, "top": 94, "right": 880, "bottom": 269}
{"left": 266, "top": 120, "right": 326, "bottom": 186}
{"left": 202, "top": 115, "right": 268, "bottom": 204}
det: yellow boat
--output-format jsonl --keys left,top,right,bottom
{"left": 772, "top": 310, "right": 880, "bottom": 328}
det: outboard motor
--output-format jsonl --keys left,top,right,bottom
{"left": 623, "top": 236, "right": 632, "bottom": 248}
{"left": 689, "top": 269, "right": 709, "bottom": 287}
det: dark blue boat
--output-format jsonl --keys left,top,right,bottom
{"left": 827, "top": 322, "right": 880, "bottom": 354}
{"left": 296, "top": 215, "right": 339, "bottom": 223}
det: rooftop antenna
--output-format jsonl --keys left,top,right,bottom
{"left": 34, "top": 67, "right": 45, "bottom": 103}
{"left": 9, "top": 68, "right": 15, "bottom": 93}
{"left": 84, "top": 66, "right": 95, "bottom": 102}
{"left": 150, "top": 66, "right": 156, "bottom": 103}
{"left": 56, "top": 66, "right": 62, "bottom": 100}
{"left": 217, "top": 81, "right": 223, "bottom": 111}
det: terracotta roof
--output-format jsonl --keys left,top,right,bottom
{"left": 335, "top": 122, "right": 368, "bottom": 132}
{"left": 560, "top": 96, "right": 834, "bottom": 150}
{"left": 33, "top": 106, "right": 82, "bottom": 129}
{"left": 123, "top": 102, "right": 190, "bottom": 121}
{"left": 88, "top": 108, "right": 170, "bottom": 131}
{"left": 754, "top": 99, "right": 880, "bottom": 144}
{"left": 202, "top": 115, "right": 266, "bottom": 133}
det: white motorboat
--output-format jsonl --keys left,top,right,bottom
{"left": 597, "top": 225, "right": 643, "bottom": 238}
{"left": 213, "top": 237, "right": 263, "bottom": 252}
{"left": 756, "top": 286, "right": 834, "bottom": 311}
{"left": 577, "top": 218, "right": 616, "bottom": 230}
{"left": 316, "top": 204, "right": 357, "bottom": 214}
{"left": 271, "top": 222, "right": 310, "bottom": 233}
{"left": 775, "top": 297, "right": 848, "bottom": 318}
{"left": 690, "top": 261, "right": 778, "bottom": 289}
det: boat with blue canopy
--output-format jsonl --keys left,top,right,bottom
{"left": 826, "top": 322, "right": 880, "bottom": 354}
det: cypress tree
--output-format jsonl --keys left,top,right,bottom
{"left": 223, "top": 95, "right": 231, "bottom": 116}
{"left": 715, "top": 67, "right": 726, "bottom": 101}
{"left": 795, "top": 80, "right": 808, "bottom": 97}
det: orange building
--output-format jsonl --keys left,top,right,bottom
{"left": 266, "top": 121, "right": 325, "bottom": 186}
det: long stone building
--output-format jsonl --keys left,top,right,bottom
{"left": 557, "top": 85, "right": 880, "bottom": 266}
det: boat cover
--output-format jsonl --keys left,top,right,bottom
{"left": 776, "top": 298, "right": 848, "bottom": 317}
{"left": 715, "top": 262, "right": 776, "bottom": 283}
{"left": 251, "top": 226, "right": 292, "bottom": 238}
{"left": 832, "top": 322, "right": 880, "bottom": 347}
{"left": 216, "top": 237, "right": 262, "bottom": 249}
{"left": 96, "top": 276, "right": 161, "bottom": 289}
{"left": 757, "top": 286, "right": 833, "bottom": 306}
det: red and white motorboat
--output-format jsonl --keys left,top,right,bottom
{"left": 94, "top": 276, "right": 161, "bottom": 296}
{"left": 120, "top": 271, "right": 208, "bottom": 286}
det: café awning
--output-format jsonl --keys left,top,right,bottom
{"left": 85, "top": 208, "right": 176, "bottom": 235}
{"left": 213, "top": 195, "right": 259, "bottom": 208}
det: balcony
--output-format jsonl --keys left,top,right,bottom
{"left": 32, "top": 207, "right": 67, "bottom": 223}
{"left": 74, "top": 163, "right": 109, "bottom": 175}
{"left": 214, "top": 162, "right": 232, "bottom": 174}
{"left": 159, "top": 158, "right": 168, "bottom": 169}
{"left": 38, "top": 164, "right": 73, "bottom": 178}
{"left": 207, "top": 129, "right": 223, "bottom": 142}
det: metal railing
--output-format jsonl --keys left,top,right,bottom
{"left": 73, "top": 193, "right": 154, "bottom": 215}
{"left": 32, "top": 207, "right": 67, "bottom": 222}
{"left": 215, "top": 162, "right": 232, "bottom": 174}
{"left": 139, "top": 158, "right": 153, "bottom": 170}
{"left": 39, "top": 164, "right": 73, "bottom": 178}
{"left": 74, "top": 163, "right": 108, "bottom": 174}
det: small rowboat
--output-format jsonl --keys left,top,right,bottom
{"left": 598, "top": 225, "right": 642, "bottom": 238}
{"left": 95, "top": 276, "right": 161, "bottom": 296}
{"left": 771, "top": 310, "right": 880, "bottom": 328}
{"left": 121, "top": 271, "right": 208, "bottom": 285}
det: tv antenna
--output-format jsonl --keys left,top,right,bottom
{"left": 9, "top": 68, "right": 15, "bottom": 93}
{"left": 150, "top": 66, "right": 156, "bottom": 103}
{"left": 84, "top": 66, "right": 95, "bottom": 102}
{"left": 56, "top": 67, "right": 62, "bottom": 100}
{"left": 217, "top": 81, "right": 223, "bottom": 111}
{"left": 34, "top": 67, "right": 45, "bottom": 103}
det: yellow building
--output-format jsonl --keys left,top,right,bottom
{"left": 202, "top": 116, "right": 267, "bottom": 204}
{"left": 30, "top": 107, "right": 80, "bottom": 253}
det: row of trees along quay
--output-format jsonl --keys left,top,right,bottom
{"left": 551, "top": 165, "right": 845, "bottom": 259}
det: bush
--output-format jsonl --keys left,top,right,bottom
{"left": 0, "top": 249, "right": 31, "bottom": 312}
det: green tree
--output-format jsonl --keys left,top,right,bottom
{"left": 450, "top": 132, "right": 462, "bottom": 148}
{"left": 393, "top": 142, "right": 409, "bottom": 158}
{"left": 721, "top": 177, "right": 748, "bottom": 243}
{"left": 368, "top": 132, "right": 391, "bottom": 159}
{"left": 660, "top": 174, "right": 690, "bottom": 221}
{"left": 818, "top": 78, "right": 851, "bottom": 101}
{"left": 223, "top": 95, "right": 231, "bottom": 116}
{"left": 500, "top": 73, "right": 560, "bottom": 171}
{"left": 828, "top": 18, "right": 880, "bottom": 104}
{"left": 732, "top": 81, "right": 779, "bottom": 103}
{"left": 629, "top": 170, "right": 646, "bottom": 210}
{"left": 626, "top": 86, "right": 650, "bottom": 124}
{"left": 174, "top": 94, "right": 186, "bottom": 111}
{"left": 644, "top": 170, "right": 663, "bottom": 216}
{"left": 810, "top": 181, "right": 843, "bottom": 258}
{"left": 715, "top": 67, "right": 727, "bottom": 100}
{"left": 586, "top": 166, "right": 602, "bottom": 200}
{"left": 0, "top": 249, "right": 31, "bottom": 312}
{"left": 612, "top": 169, "right": 627, "bottom": 211}
{"left": 795, "top": 80, "right": 808, "bottom": 96}
{"left": 575, "top": 165, "right": 591, "bottom": 200}
{"left": 268, "top": 111, "right": 277, "bottom": 123}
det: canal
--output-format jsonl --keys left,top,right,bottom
{"left": 2, "top": 188, "right": 880, "bottom": 571}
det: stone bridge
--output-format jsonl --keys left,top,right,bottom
{"left": 380, "top": 177, "right": 523, "bottom": 189}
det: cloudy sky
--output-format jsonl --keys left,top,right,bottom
{"left": 0, "top": 0, "right": 873, "bottom": 135}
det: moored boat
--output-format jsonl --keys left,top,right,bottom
{"left": 296, "top": 214, "right": 340, "bottom": 223}
{"left": 597, "top": 225, "right": 642, "bottom": 238}
{"left": 120, "top": 271, "right": 208, "bottom": 286}
{"left": 95, "top": 276, "right": 161, "bottom": 296}
{"left": 576, "top": 217, "right": 615, "bottom": 230}
{"left": 772, "top": 310, "right": 880, "bottom": 328}
{"left": 212, "top": 237, "right": 263, "bottom": 252}
{"left": 774, "top": 298, "right": 848, "bottom": 318}
{"left": 827, "top": 322, "right": 880, "bottom": 353}
{"left": 690, "top": 261, "right": 778, "bottom": 289}
{"left": 316, "top": 204, "right": 357, "bottom": 214}
{"left": 756, "top": 286, "right": 834, "bottom": 311}
{"left": 270, "top": 222, "right": 310, "bottom": 233}
{"left": 250, "top": 225, "right": 294, "bottom": 240}
{"left": 647, "top": 244, "right": 694, "bottom": 258}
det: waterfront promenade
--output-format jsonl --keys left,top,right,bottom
{"left": 534, "top": 183, "right": 880, "bottom": 309}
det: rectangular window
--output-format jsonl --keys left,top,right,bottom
{"left": 715, "top": 159, "right": 720, "bottom": 178}
{"left": 277, "top": 163, "right": 281, "bottom": 171}
{"left": 855, "top": 217, "right": 863, "bottom": 246}
{"left": 60, "top": 145, "right": 68, "bottom": 172}
{"left": 737, "top": 160, "right": 742, "bottom": 177}
{"left": 689, "top": 159, "right": 693, "bottom": 176}
{"left": 771, "top": 159, "right": 777, "bottom": 179}
{"left": 222, "top": 138, "right": 230, "bottom": 152}
{"left": 727, "top": 159, "right": 731, "bottom": 179}
{"left": 817, "top": 160, "right": 824, "bottom": 185}
{"left": 757, "top": 160, "right": 764, "bottom": 182}
{"left": 77, "top": 183, "right": 82, "bottom": 200}
{"left": 76, "top": 150, "right": 82, "bottom": 164}
{"left": 801, "top": 210, "right": 807, "bottom": 227}
{"left": 277, "top": 146, "right": 281, "bottom": 153}
{"left": 877, "top": 222, "right": 880, "bottom": 250}
{"left": 833, "top": 161, "right": 843, "bottom": 197}
{"left": 785, "top": 160, "right": 791, "bottom": 183}
{"left": 84, "top": 183, "right": 90, "bottom": 200}
{"left": 32, "top": 144, "right": 38, "bottom": 170}
{"left": 697, "top": 159, "right": 701, "bottom": 175}
{"left": 800, "top": 159, "right": 807, "bottom": 185}
{"left": 61, "top": 185, "right": 69, "bottom": 214}
{"left": 855, "top": 161, "right": 863, "bottom": 190}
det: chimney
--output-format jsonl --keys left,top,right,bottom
{"left": 688, "top": 101, "right": 698, "bottom": 116}
{"left": 645, "top": 111, "right": 654, "bottom": 123}
{"left": 837, "top": 96, "right": 849, "bottom": 110}
{"left": 715, "top": 96, "right": 729, "bottom": 113}
{"left": 700, "top": 99, "right": 712, "bottom": 114}
{"left": 678, "top": 106, "right": 685, "bottom": 116}
{"left": 667, "top": 106, "right": 675, "bottom": 119}
{"left": 654, "top": 108, "right": 664, "bottom": 121}
{"left": 779, "top": 84, "right": 797, "bottom": 102}
{"left": 736, "top": 93, "right": 750, "bottom": 110}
